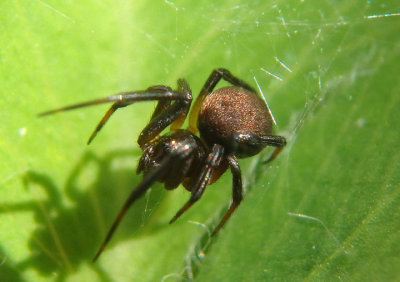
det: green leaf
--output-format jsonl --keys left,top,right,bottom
{"left": 1, "top": 0, "right": 399, "bottom": 281}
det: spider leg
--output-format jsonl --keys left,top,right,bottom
{"left": 261, "top": 135, "right": 287, "bottom": 163}
{"left": 93, "top": 138, "right": 196, "bottom": 261}
{"left": 38, "top": 80, "right": 192, "bottom": 145}
{"left": 38, "top": 89, "right": 182, "bottom": 116}
{"left": 263, "top": 147, "right": 284, "bottom": 164}
{"left": 212, "top": 154, "right": 242, "bottom": 235}
{"left": 170, "top": 79, "right": 191, "bottom": 130}
{"left": 232, "top": 133, "right": 286, "bottom": 163}
{"left": 92, "top": 156, "right": 170, "bottom": 262}
{"left": 87, "top": 85, "right": 173, "bottom": 145}
{"left": 189, "top": 68, "right": 255, "bottom": 132}
{"left": 148, "top": 87, "right": 173, "bottom": 120}
{"left": 92, "top": 139, "right": 195, "bottom": 262}
{"left": 169, "top": 144, "right": 224, "bottom": 224}
{"left": 138, "top": 79, "right": 192, "bottom": 148}
{"left": 86, "top": 102, "right": 126, "bottom": 144}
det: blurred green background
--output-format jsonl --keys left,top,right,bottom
{"left": 1, "top": 0, "right": 399, "bottom": 281}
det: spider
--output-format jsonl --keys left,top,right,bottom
{"left": 39, "top": 68, "right": 286, "bottom": 261}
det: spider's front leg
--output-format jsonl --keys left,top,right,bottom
{"left": 232, "top": 133, "right": 287, "bottom": 164}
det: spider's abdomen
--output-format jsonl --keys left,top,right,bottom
{"left": 198, "top": 86, "right": 273, "bottom": 158}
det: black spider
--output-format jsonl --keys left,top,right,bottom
{"left": 39, "top": 68, "right": 286, "bottom": 261}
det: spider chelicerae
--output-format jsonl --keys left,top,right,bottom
{"left": 39, "top": 68, "right": 286, "bottom": 261}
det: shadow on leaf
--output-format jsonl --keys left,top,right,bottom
{"left": 3, "top": 149, "right": 167, "bottom": 281}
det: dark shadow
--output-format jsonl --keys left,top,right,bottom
{"left": 1, "top": 149, "right": 166, "bottom": 281}
{"left": 0, "top": 245, "right": 24, "bottom": 282}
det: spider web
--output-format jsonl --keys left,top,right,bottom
{"left": 155, "top": 0, "right": 400, "bottom": 280}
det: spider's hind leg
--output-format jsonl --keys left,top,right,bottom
{"left": 39, "top": 80, "right": 192, "bottom": 145}
{"left": 93, "top": 136, "right": 196, "bottom": 262}
{"left": 88, "top": 84, "right": 187, "bottom": 146}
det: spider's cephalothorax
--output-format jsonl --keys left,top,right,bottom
{"left": 39, "top": 68, "right": 286, "bottom": 261}
{"left": 137, "top": 129, "right": 208, "bottom": 191}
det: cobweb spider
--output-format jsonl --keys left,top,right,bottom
{"left": 39, "top": 68, "right": 286, "bottom": 261}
